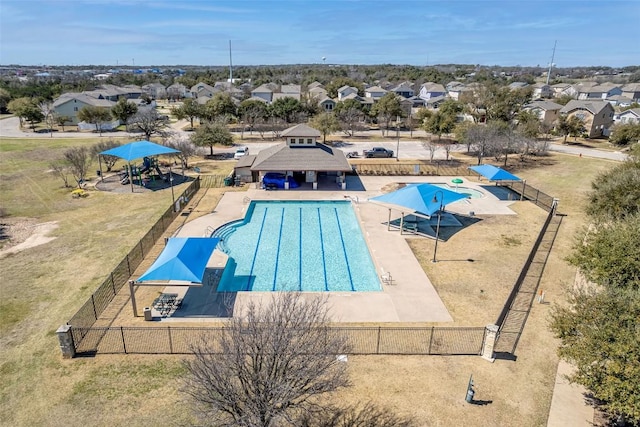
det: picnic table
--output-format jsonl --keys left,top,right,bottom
{"left": 152, "top": 293, "right": 180, "bottom": 317}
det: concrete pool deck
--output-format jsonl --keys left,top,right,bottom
{"left": 162, "top": 176, "right": 519, "bottom": 323}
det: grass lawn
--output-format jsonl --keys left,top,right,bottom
{"left": 0, "top": 134, "right": 618, "bottom": 426}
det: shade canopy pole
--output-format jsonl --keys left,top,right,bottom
{"left": 128, "top": 280, "right": 138, "bottom": 317}
{"left": 128, "top": 162, "right": 134, "bottom": 192}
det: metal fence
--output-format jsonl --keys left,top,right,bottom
{"left": 70, "top": 325, "right": 486, "bottom": 356}
{"left": 498, "top": 181, "right": 556, "bottom": 212}
{"left": 198, "top": 174, "right": 229, "bottom": 188}
{"left": 67, "top": 178, "right": 201, "bottom": 342}
{"left": 353, "top": 162, "right": 473, "bottom": 177}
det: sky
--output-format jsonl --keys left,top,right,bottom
{"left": 1, "top": 0, "right": 639, "bottom": 67}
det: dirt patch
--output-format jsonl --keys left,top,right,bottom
{"left": 0, "top": 218, "right": 58, "bottom": 258}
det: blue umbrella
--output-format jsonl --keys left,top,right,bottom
{"left": 370, "top": 183, "right": 467, "bottom": 216}
{"left": 468, "top": 164, "right": 521, "bottom": 181}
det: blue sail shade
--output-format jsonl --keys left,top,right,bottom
{"left": 369, "top": 183, "right": 467, "bottom": 216}
{"left": 137, "top": 237, "right": 220, "bottom": 283}
{"left": 469, "top": 164, "right": 521, "bottom": 181}
{"left": 100, "top": 140, "right": 179, "bottom": 161}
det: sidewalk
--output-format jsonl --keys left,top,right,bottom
{"left": 546, "top": 360, "right": 594, "bottom": 426}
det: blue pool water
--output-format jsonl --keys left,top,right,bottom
{"left": 433, "top": 183, "right": 484, "bottom": 199}
{"left": 212, "top": 201, "right": 381, "bottom": 292}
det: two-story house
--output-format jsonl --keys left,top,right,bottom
{"left": 523, "top": 100, "right": 563, "bottom": 127}
{"left": 390, "top": 82, "right": 414, "bottom": 98}
{"left": 52, "top": 93, "right": 116, "bottom": 125}
{"left": 621, "top": 83, "right": 640, "bottom": 102}
{"left": 364, "top": 85, "right": 387, "bottom": 101}
{"left": 337, "top": 85, "right": 358, "bottom": 100}
{"left": 419, "top": 82, "right": 446, "bottom": 101}
{"left": 559, "top": 100, "right": 615, "bottom": 138}
{"left": 613, "top": 108, "right": 640, "bottom": 125}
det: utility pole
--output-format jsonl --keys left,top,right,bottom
{"left": 546, "top": 41, "right": 557, "bottom": 85}
{"left": 229, "top": 40, "right": 233, "bottom": 83}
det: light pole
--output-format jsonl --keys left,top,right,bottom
{"left": 396, "top": 115, "right": 400, "bottom": 161}
{"left": 169, "top": 166, "right": 176, "bottom": 211}
{"left": 432, "top": 190, "right": 444, "bottom": 263}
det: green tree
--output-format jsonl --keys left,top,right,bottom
{"left": 334, "top": 99, "right": 365, "bottom": 137}
{"left": 0, "top": 87, "right": 10, "bottom": 113}
{"left": 111, "top": 97, "right": 138, "bottom": 128}
{"left": 55, "top": 114, "right": 73, "bottom": 131}
{"left": 203, "top": 92, "right": 237, "bottom": 122}
{"left": 421, "top": 100, "right": 461, "bottom": 141}
{"left": 586, "top": 159, "right": 640, "bottom": 221}
{"left": 77, "top": 105, "right": 112, "bottom": 136}
{"left": 550, "top": 286, "right": 640, "bottom": 423}
{"left": 371, "top": 93, "right": 403, "bottom": 136}
{"left": 555, "top": 114, "right": 585, "bottom": 143}
{"left": 516, "top": 110, "right": 541, "bottom": 139}
{"left": 63, "top": 146, "right": 92, "bottom": 187}
{"left": 190, "top": 120, "right": 234, "bottom": 156}
{"left": 310, "top": 112, "right": 340, "bottom": 143}
{"left": 553, "top": 94, "right": 575, "bottom": 106}
{"left": 270, "top": 96, "right": 302, "bottom": 123}
{"left": 172, "top": 98, "right": 202, "bottom": 130}
{"left": 7, "top": 97, "right": 43, "bottom": 129}
{"left": 238, "top": 99, "right": 268, "bottom": 133}
{"left": 609, "top": 122, "right": 640, "bottom": 146}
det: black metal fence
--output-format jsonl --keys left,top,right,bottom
{"left": 70, "top": 325, "right": 486, "bottom": 356}
{"left": 498, "top": 181, "right": 556, "bottom": 212}
{"left": 67, "top": 178, "right": 201, "bottom": 342}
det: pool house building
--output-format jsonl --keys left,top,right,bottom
{"left": 235, "top": 124, "right": 353, "bottom": 190}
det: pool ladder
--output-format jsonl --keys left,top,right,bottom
{"left": 344, "top": 195, "right": 359, "bottom": 204}
{"left": 204, "top": 226, "right": 214, "bottom": 237}
{"left": 243, "top": 196, "right": 251, "bottom": 204}
{"left": 381, "top": 272, "right": 395, "bottom": 286}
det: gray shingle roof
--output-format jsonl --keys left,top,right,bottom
{"left": 250, "top": 142, "right": 351, "bottom": 172}
{"left": 560, "top": 100, "right": 611, "bottom": 115}
{"left": 235, "top": 154, "right": 256, "bottom": 167}
{"left": 281, "top": 123, "right": 321, "bottom": 137}
{"left": 524, "top": 100, "right": 563, "bottom": 111}
{"left": 53, "top": 93, "right": 115, "bottom": 108}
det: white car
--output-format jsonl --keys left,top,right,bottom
{"left": 234, "top": 147, "right": 249, "bottom": 159}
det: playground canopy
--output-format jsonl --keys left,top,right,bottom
{"left": 469, "top": 164, "right": 521, "bottom": 181}
{"left": 100, "top": 140, "right": 179, "bottom": 162}
{"left": 99, "top": 140, "right": 180, "bottom": 192}
{"left": 136, "top": 237, "right": 220, "bottom": 284}
{"left": 369, "top": 183, "right": 467, "bottom": 217}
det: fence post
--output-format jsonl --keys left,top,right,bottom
{"left": 428, "top": 326, "right": 434, "bottom": 354}
{"left": 481, "top": 324, "right": 499, "bottom": 362}
{"left": 126, "top": 255, "right": 131, "bottom": 276}
{"left": 168, "top": 326, "right": 173, "bottom": 354}
{"left": 376, "top": 327, "right": 381, "bottom": 354}
{"left": 56, "top": 324, "right": 76, "bottom": 359}
{"left": 139, "top": 240, "right": 144, "bottom": 258}
{"left": 91, "top": 295, "right": 98, "bottom": 320}
{"left": 121, "top": 327, "right": 127, "bottom": 354}
{"left": 110, "top": 272, "right": 116, "bottom": 295}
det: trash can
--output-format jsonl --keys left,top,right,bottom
{"left": 224, "top": 176, "right": 233, "bottom": 186}
{"left": 143, "top": 307, "right": 152, "bottom": 321}
{"left": 465, "top": 388, "right": 475, "bottom": 403}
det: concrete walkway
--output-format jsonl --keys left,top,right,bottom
{"left": 546, "top": 360, "right": 594, "bottom": 426}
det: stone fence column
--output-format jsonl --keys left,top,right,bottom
{"left": 481, "top": 324, "right": 499, "bottom": 362}
{"left": 57, "top": 324, "right": 76, "bottom": 359}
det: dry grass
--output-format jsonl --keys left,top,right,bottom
{"left": 0, "top": 135, "right": 619, "bottom": 426}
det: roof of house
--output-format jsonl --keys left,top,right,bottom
{"left": 617, "top": 108, "right": 640, "bottom": 117}
{"left": 307, "top": 81, "right": 323, "bottom": 90}
{"left": 560, "top": 99, "right": 613, "bottom": 115}
{"left": 532, "top": 83, "right": 550, "bottom": 89}
{"left": 365, "top": 86, "right": 387, "bottom": 93}
{"left": 250, "top": 142, "right": 351, "bottom": 172}
{"left": 280, "top": 84, "right": 301, "bottom": 94}
{"left": 235, "top": 154, "right": 256, "bottom": 168}
{"left": 142, "top": 82, "right": 166, "bottom": 90}
{"left": 524, "top": 100, "right": 563, "bottom": 111}
{"left": 424, "top": 95, "right": 446, "bottom": 105}
{"left": 191, "top": 82, "right": 216, "bottom": 93}
{"left": 318, "top": 96, "right": 336, "bottom": 105}
{"left": 421, "top": 82, "right": 446, "bottom": 93}
{"left": 508, "top": 82, "right": 529, "bottom": 89}
{"left": 52, "top": 92, "right": 116, "bottom": 108}
{"left": 337, "top": 85, "right": 356, "bottom": 93}
{"left": 281, "top": 123, "right": 321, "bottom": 137}
{"left": 391, "top": 83, "right": 414, "bottom": 92}
{"left": 272, "top": 92, "right": 301, "bottom": 102}
{"left": 622, "top": 83, "right": 640, "bottom": 92}
{"left": 252, "top": 83, "right": 278, "bottom": 93}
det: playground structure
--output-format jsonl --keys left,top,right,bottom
{"left": 120, "top": 156, "right": 167, "bottom": 186}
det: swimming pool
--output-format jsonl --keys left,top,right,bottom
{"left": 212, "top": 200, "right": 381, "bottom": 292}
{"left": 433, "top": 183, "right": 484, "bottom": 199}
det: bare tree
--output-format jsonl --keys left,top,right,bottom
{"left": 442, "top": 140, "right": 453, "bottom": 161}
{"left": 422, "top": 140, "right": 438, "bottom": 162}
{"left": 300, "top": 402, "right": 415, "bottom": 427}
{"left": 182, "top": 293, "right": 350, "bottom": 427}
{"left": 49, "top": 161, "right": 72, "bottom": 188}
{"left": 63, "top": 147, "right": 92, "bottom": 188}
{"left": 128, "top": 109, "right": 169, "bottom": 140}
{"left": 163, "top": 133, "right": 197, "bottom": 170}
{"left": 39, "top": 101, "right": 55, "bottom": 137}
{"left": 91, "top": 139, "right": 121, "bottom": 172}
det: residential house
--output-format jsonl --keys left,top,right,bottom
{"left": 531, "top": 83, "right": 552, "bottom": 99}
{"left": 337, "top": 85, "right": 358, "bottom": 100}
{"left": 577, "top": 82, "right": 622, "bottom": 100}
{"left": 405, "top": 96, "right": 426, "bottom": 108}
{"left": 190, "top": 82, "right": 218, "bottom": 101}
{"left": 281, "top": 84, "right": 301, "bottom": 95}
{"left": 318, "top": 96, "right": 336, "bottom": 112}
{"left": 122, "top": 85, "right": 143, "bottom": 99}
{"left": 52, "top": 93, "right": 116, "bottom": 125}
{"left": 251, "top": 83, "right": 279, "bottom": 103}
{"left": 445, "top": 81, "right": 469, "bottom": 101}
{"left": 142, "top": 82, "right": 167, "bottom": 100}
{"left": 364, "top": 85, "right": 387, "bottom": 101}
{"left": 621, "top": 83, "right": 640, "bottom": 102}
{"left": 423, "top": 95, "right": 446, "bottom": 110}
{"left": 308, "top": 86, "right": 328, "bottom": 100}
{"left": 166, "top": 83, "right": 190, "bottom": 100}
{"left": 390, "top": 82, "right": 414, "bottom": 98}
{"left": 613, "top": 108, "right": 640, "bottom": 125}
{"left": 559, "top": 100, "right": 615, "bottom": 138}
{"left": 523, "top": 100, "right": 563, "bottom": 126}
{"left": 272, "top": 92, "right": 301, "bottom": 102}
{"left": 606, "top": 95, "right": 634, "bottom": 108}
{"left": 341, "top": 92, "right": 373, "bottom": 108}
{"left": 551, "top": 83, "right": 577, "bottom": 98}
{"left": 508, "top": 82, "right": 529, "bottom": 90}
{"left": 307, "top": 81, "right": 324, "bottom": 90}
{"left": 214, "top": 81, "right": 245, "bottom": 99}
{"left": 419, "top": 82, "right": 446, "bottom": 101}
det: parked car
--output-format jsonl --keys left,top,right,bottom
{"left": 363, "top": 147, "right": 394, "bottom": 158}
{"left": 234, "top": 146, "right": 249, "bottom": 159}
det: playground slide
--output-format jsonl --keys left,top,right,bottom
{"left": 154, "top": 165, "right": 166, "bottom": 181}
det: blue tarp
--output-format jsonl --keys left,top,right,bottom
{"left": 136, "top": 237, "right": 220, "bottom": 283}
{"left": 369, "top": 183, "right": 467, "bottom": 216}
{"left": 469, "top": 164, "right": 521, "bottom": 181}
{"left": 100, "top": 140, "right": 179, "bottom": 162}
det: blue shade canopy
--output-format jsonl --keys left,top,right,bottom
{"left": 137, "top": 237, "right": 220, "bottom": 283}
{"left": 369, "top": 183, "right": 467, "bottom": 216}
{"left": 469, "top": 164, "right": 521, "bottom": 181}
{"left": 100, "top": 140, "right": 179, "bottom": 162}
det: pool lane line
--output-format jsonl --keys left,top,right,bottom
{"left": 299, "top": 207, "right": 303, "bottom": 291}
{"left": 333, "top": 208, "right": 355, "bottom": 291}
{"left": 272, "top": 208, "right": 285, "bottom": 291}
{"left": 317, "top": 207, "right": 329, "bottom": 291}
{"left": 247, "top": 207, "right": 268, "bottom": 291}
